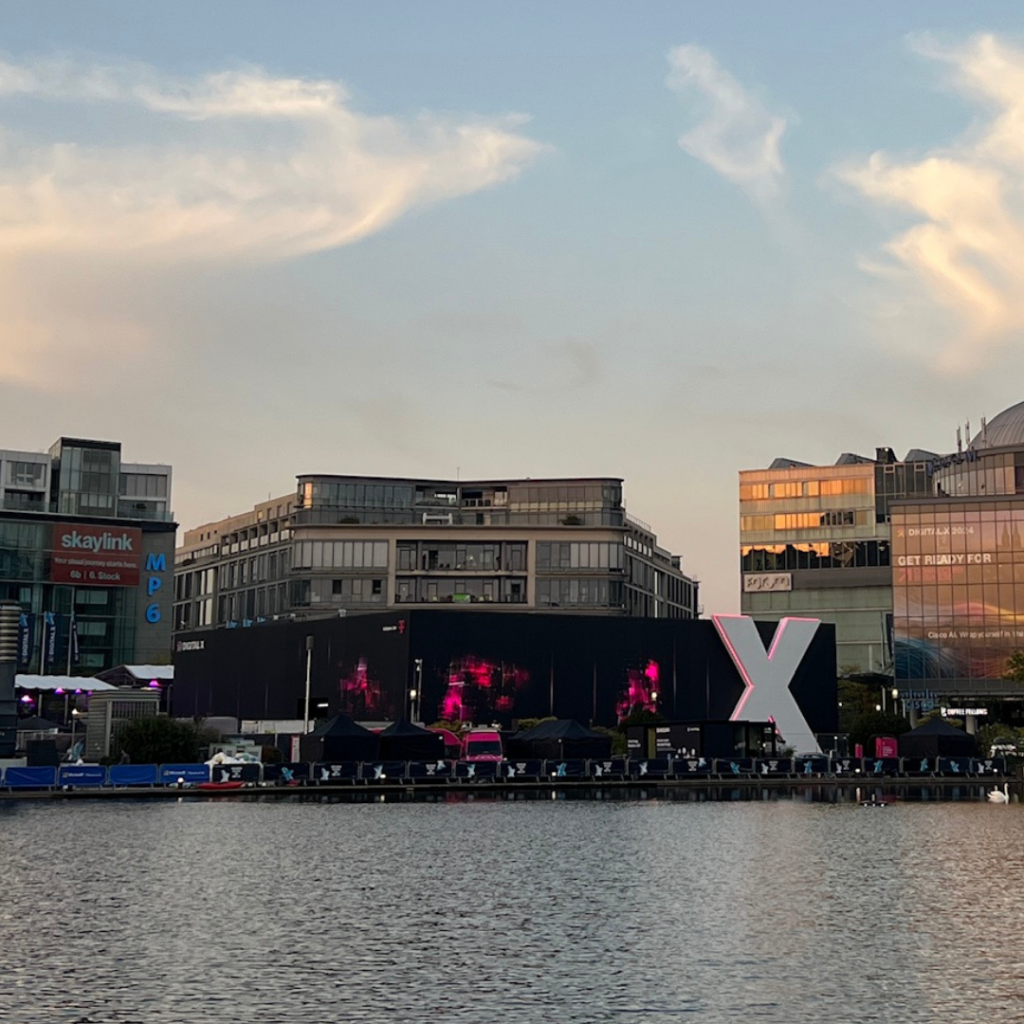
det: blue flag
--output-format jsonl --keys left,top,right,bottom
{"left": 69, "top": 612, "right": 79, "bottom": 667}
{"left": 17, "top": 613, "right": 33, "bottom": 668}
{"left": 43, "top": 612, "right": 57, "bottom": 673}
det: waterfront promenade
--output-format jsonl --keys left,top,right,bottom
{"left": 0, "top": 754, "right": 1015, "bottom": 801}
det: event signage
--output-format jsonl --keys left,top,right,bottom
{"left": 712, "top": 614, "right": 820, "bottom": 754}
{"left": 144, "top": 552, "right": 166, "bottom": 625}
{"left": 50, "top": 523, "right": 142, "bottom": 586}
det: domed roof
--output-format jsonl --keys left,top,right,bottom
{"left": 972, "top": 399, "right": 1024, "bottom": 449}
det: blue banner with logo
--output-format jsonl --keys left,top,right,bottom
{"left": 69, "top": 613, "right": 79, "bottom": 667}
{"left": 58, "top": 765, "right": 107, "bottom": 787}
{"left": 17, "top": 613, "right": 33, "bottom": 668}
{"left": 42, "top": 612, "right": 58, "bottom": 673}
{"left": 159, "top": 764, "right": 210, "bottom": 785}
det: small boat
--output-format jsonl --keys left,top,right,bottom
{"left": 196, "top": 780, "right": 246, "bottom": 791}
{"left": 861, "top": 794, "right": 897, "bottom": 808}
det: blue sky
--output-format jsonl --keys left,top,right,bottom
{"left": 4, "top": 2, "right": 1024, "bottom": 612}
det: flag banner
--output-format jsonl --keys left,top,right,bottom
{"left": 70, "top": 614, "right": 80, "bottom": 666}
{"left": 42, "top": 612, "right": 58, "bottom": 673}
{"left": 17, "top": 613, "right": 33, "bottom": 668}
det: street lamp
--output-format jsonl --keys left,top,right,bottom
{"left": 70, "top": 708, "right": 81, "bottom": 760}
{"left": 303, "top": 635, "right": 314, "bottom": 734}
{"left": 413, "top": 658, "right": 423, "bottom": 721}
{"left": 409, "top": 689, "right": 418, "bottom": 722}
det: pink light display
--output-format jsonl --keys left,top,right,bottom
{"left": 339, "top": 657, "right": 388, "bottom": 718}
{"left": 615, "top": 659, "right": 660, "bottom": 722}
{"left": 437, "top": 656, "right": 529, "bottom": 723}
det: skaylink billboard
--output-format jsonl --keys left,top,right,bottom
{"left": 49, "top": 523, "right": 142, "bottom": 587}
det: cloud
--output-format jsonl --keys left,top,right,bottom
{"left": 838, "top": 34, "right": 1024, "bottom": 371}
{"left": 0, "top": 55, "right": 545, "bottom": 384}
{"left": 666, "top": 44, "right": 787, "bottom": 198}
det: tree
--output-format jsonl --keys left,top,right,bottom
{"left": 113, "top": 716, "right": 220, "bottom": 764}
{"left": 591, "top": 725, "right": 627, "bottom": 755}
{"left": 837, "top": 679, "right": 876, "bottom": 734}
{"left": 1001, "top": 651, "right": 1024, "bottom": 685}
{"left": 512, "top": 716, "right": 556, "bottom": 733}
{"left": 616, "top": 708, "right": 667, "bottom": 732}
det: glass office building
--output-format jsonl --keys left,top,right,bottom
{"left": 174, "top": 475, "right": 698, "bottom": 635}
{"left": 890, "top": 399, "right": 1024, "bottom": 697}
{"left": 742, "top": 396, "right": 1024, "bottom": 698}
{"left": 739, "top": 450, "right": 933, "bottom": 673}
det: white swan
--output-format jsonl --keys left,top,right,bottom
{"left": 987, "top": 783, "right": 1009, "bottom": 804}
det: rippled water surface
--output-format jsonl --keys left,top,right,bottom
{"left": 1, "top": 796, "right": 1022, "bottom": 1023}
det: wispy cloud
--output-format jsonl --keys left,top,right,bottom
{"left": 0, "top": 56, "right": 546, "bottom": 384}
{"left": 838, "top": 34, "right": 1024, "bottom": 371}
{"left": 666, "top": 44, "right": 787, "bottom": 199}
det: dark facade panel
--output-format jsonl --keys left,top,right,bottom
{"left": 174, "top": 612, "right": 837, "bottom": 737}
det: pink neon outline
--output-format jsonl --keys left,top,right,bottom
{"left": 712, "top": 615, "right": 818, "bottom": 721}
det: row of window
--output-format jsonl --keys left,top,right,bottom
{"left": 218, "top": 551, "right": 289, "bottom": 590}
{"left": 120, "top": 473, "right": 169, "bottom": 498}
{"left": 175, "top": 568, "right": 217, "bottom": 602}
{"left": 395, "top": 577, "right": 525, "bottom": 604}
{"left": 291, "top": 540, "right": 390, "bottom": 571}
{"left": 536, "top": 579, "right": 624, "bottom": 608}
{"left": 506, "top": 484, "right": 620, "bottom": 506}
{"left": 301, "top": 481, "right": 416, "bottom": 509}
{"left": 289, "top": 578, "right": 388, "bottom": 607}
{"left": 741, "top": 510, "right": 871, "bottom": 533}
{"left": 740, "top": 478, "right": 873, "bottom": 501}
{"left": 535, "top": 542, "right": 624, "bottom": 570}
{"left": 218, "top": 584, "right": 290, "bottom": 623}
{"left": 396, "top": 542, "right": 526, "bottom": 572}
{"left": 5, "top": 461, "right": 46, "bottom": 488}
{"left": 742, "top": 540, "right": 892, "bottom": 572}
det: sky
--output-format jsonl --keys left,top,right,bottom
{"left": 5, "top": 2, "right": 1024, "bottom": 613}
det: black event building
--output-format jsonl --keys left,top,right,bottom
{"left": 173, "top": 611, "right": 837, "bottom": 736}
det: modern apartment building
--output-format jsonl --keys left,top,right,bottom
{"left": 174, "top": 475, "right": 698, "bottom": 634}
{"left": 0, "top": 437, "right": 176, "bottom": 673}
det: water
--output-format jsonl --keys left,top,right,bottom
{"left": 1, "top": 795, "right": 1022, "bottom": 1023}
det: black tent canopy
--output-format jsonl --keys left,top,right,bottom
{"left": 508, "top": 719, "right": 611, "bottom": 760}
{"left": 378, "top": 718, "right": 445, "bottom": 761}
{"left": 300, "top": 713, "right": 379, "bottom": 763}
{"left": 899, "top": 717, "right": 977, "bottom": 759}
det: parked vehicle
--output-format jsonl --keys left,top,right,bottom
{"left": 461, "top": 728, "right": 503, "bottom": 762}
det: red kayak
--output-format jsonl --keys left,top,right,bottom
{"left": 196, "top": 781, "right": 246, "bottom": 791}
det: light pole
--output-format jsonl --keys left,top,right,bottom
{"left": 70, "top": 708, "right": 81, "bottom": 760}
{"left": 414, "top": 658, "right": 423, "bottom": 722}
{"left": 409, "top": 689, "right": 418, "bottom": 723}
{"left": 303, "top": 635, "right": 314, "bottom": 734}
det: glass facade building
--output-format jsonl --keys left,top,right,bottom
{"left": 742, "top": 396, "right": 1024, "bottom": 698}
{"left": 0, "top": 438, "right": 176, "bottom": 673}
{"left": 739, "top": 450, "right": 935, "bottom": 674}
{"left": 174, "top": 475, "right": 698, "bottom": 635}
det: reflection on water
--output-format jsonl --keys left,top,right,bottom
{"left": 1, "top": 798, "right": 1022, "bottom": 1023}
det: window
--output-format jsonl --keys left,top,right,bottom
{"left": 7, "top": 461, "right": 45, "bottom": 488}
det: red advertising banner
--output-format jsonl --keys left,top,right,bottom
{"left": 50, "top": 523, "right": 142, "bottom": 587}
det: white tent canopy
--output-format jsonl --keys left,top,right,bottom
{"left": 94, "top": 665, "right": 174, "bottom": 686}
{"left": 15, "top": 674, "right": 118, "bottom": 692}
